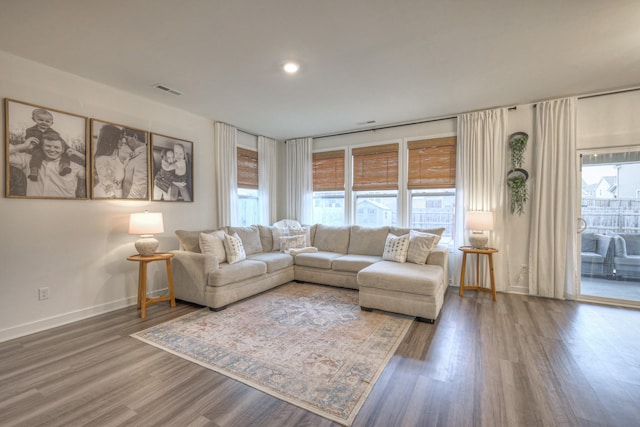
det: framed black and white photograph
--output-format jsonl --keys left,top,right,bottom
{"left": 150, "top": 133, "right": 193, "bottom": 202}
{"left": 5, "top": 98, "right": 89, "bottom": 199}
{"left": 90, "top": 119, "right": 149, "bottom": 200}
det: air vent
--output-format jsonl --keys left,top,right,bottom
{"left": 152, "top": 83, "right": 183, "bottom": 96}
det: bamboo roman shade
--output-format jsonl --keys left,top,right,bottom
{"left": 407, "top": 137, "right": 456, "bottom": 189}
{"left": 313, "top": 150, "right": 345, "bottom": 191}
{"left": 237, "top": 147, "right": 258, "bottom": 189}
{"left": 352, "top": 143, "right": 399, "bottom": 191}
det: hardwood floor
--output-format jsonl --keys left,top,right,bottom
{"left": 1, "top": 286, "right": 640, "bottom": 426}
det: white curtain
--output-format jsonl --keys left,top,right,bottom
{"left": 285, "top": 137, "right": 313, "bottom": 224}
{"left": 529, "top": 97, "right": 578, "bottom": 299}
{"left": 258, "top": 136, "right": 278, "bottom": 225}
{"left": 214, "top": 122, "right": 238, "bottom": 227}
{"left": 454, "top": 108, "right": 508, "bottom": 289}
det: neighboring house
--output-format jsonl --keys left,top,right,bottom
{"left": 594, "top": 176, "right": 617, "bottom": 198}
{"left": 356, "top": 199, "right": 393, "bottom": 226}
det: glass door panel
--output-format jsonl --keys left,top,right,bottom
{"left": 580, "top": 150, "right": 640, "bottom": 303}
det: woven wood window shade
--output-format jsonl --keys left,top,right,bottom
{"left": 313, "top": 150, "right": 345, "bottom": 191}
{"left": 407, "top": 137, "right": 456, "bottom": 189}
{"left": 237, "top": 147, "right": 258, "bottom": 189}
{"left": 352, "top": 143, "right": 399, "bottom": 191}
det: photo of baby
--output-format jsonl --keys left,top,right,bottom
{"left": 150, "top": 133, "right": 193, "bottom": 202}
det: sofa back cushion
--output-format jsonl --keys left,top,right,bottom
{"left": 348, "top": 225, "right": 389, "bottom": 256}
{"left": 313, "top": 225, "right": 351, "bottom": 253}
{"left": 175, "top": 228, "right": 220, "bottom": 252}
{"left": 257, "top": 225, "right": 274, "bottom": 252}
{"left": 227, "top": 226, "right": 263, "bottom": 255}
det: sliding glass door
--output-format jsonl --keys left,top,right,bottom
{"left": 579, "top": 149, "right": 640, "bottom": 306}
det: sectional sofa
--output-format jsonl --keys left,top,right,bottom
{"left": 171, "top": 224, "right": 449, "bottom": 322}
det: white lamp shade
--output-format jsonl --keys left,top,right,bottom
{"left": 465, "top": 211, "right": 494, "bottom": 231}
{"left": 129, "top": 212, "right": 164, "bottom": 235}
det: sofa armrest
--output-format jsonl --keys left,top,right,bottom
{"left": 170, "top": 250, "right": 219, "bottom": 303}
{"left": 613, "top": 235, "right": 627, "bottom": 258}
{"left": 427, "top": 244, "right": 449, "bottom": 287}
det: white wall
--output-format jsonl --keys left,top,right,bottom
{"left": 0, "top": 51, "right": 217, "bottom": 341}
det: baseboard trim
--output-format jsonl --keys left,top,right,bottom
{"left": 0, "top": 288, "right": 167, "bottom": 343}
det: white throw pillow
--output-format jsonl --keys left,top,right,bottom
{"left": 288, "top": 227, "right": 308, "bottom": 247}
{"left": 223, "top": 232, "right": 246, "bottom": 264}
{"left": 272, "top": 226, "right": 289, "bottom": 251}
{"left": 382, "top": 233, "right": 410, "bottom": 263}
{"left": 406, "top": 230, "right": 439, "bottom": 265}
{"left": 199, "top": 231, "right": 227, "bottom": 263}
{"left": 280, "top": 235, "right": 306, "bottom": 252}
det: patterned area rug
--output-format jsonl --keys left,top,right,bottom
{"left": 132, "top": 282, "right": 414, "bottom": 425}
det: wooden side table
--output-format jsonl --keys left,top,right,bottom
{"left": 127, "top": 252, "right": 176, "bottom": 318}
{"left": 458, "top": 246, "right": 498, "bottom": 301}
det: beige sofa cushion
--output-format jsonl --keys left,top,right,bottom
{"left": 313, "top": 225, "right": 351, "bottom": 253}
{"left": 357, "top": 261, "right": 443, "bottom": 295}
{"left": 208, "top": 259, "right": 267, "bottom": 287}
{"left": 247, "top": 252, "right": 294, "bottom": 273}
{"left": 294, "top": 251, "right": 344, "bottom": 269}
{"left": 347, "top": 225, "right": 389, "bottom": 256}
{"left": 332, "top": 254, "right": 383, "bottom": 273}
{"left": 227, "top": 226, "right": 263, "bottom": 255}
{"left": 257, "top": 225, "right": 274, "bottom": 252}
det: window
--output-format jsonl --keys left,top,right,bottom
{"left": 408, "top": 137, "right": 456, "bottom": 243}
{"left": 410, "top": 190, "right": 455, "bottom": 244}
{"left": 352, "top": 143, "right": 399, "bottom": 226}
{"left": 312, "top": 150, "right": 345, "bottom": 225}
{"left": 237, "top": 147, "right": 258, "bottom": 226}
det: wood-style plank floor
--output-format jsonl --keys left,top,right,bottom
{"left": 1, "top": 286, "right": 639, "bottom": 427}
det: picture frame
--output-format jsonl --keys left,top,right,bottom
{"left": 5, "top": 98, "right": 89, "bottom": 199}
{"left": 90, "top": 119, "right": 150, "bottom": 200}
{"left": 150, "top": 133, "right": 194, "bottom": 202}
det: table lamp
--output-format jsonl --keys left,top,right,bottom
{"left": 129, "top": 211, "right": 164, "bottom": 256}
{"left": 465, "top": 211, "right": 494, "bottom": 249}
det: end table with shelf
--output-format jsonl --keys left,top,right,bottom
{"left": 458, "top": 246, "right": 498, "bottom": 301}
{"left": 127, "top": 252, "right": 176, "bottom": 318}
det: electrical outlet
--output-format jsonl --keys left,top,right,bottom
{"left": 38, "top": 287, "right": 49, "bottom": 300}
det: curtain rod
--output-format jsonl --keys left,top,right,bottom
{"left": 313, "top": 106, "right": 517, "bottom": 140}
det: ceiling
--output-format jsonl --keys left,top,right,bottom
{"left": 1, "top": 0, "right": 639, "bottom": 140}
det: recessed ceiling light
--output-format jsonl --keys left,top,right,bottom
{"left": 283, "top": 62, "right": 300, "bottom": 74}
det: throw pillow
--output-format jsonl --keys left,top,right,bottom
{"left": 223, "top": 232, "right": 246, "bottom": 264}
{"left": 288, "top": 227, "right": 308, "bottom": 247}
{"left": 382, "top": 233, "right": 410, "bottom": 263}
{"left": 280, "top": 235, "right": 306, "bottom": 252}
{"left": 199, "top": 231, "right": 227, "bottom": 263}
{"left": 272, "top": 226, "right": 289, "bottom": 251}
{"left": 406, "top": 230, "right": 439, "bottom": 265}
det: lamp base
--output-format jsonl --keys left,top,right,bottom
{"left": 469, "top": 232, "right": 488, "bottom": 249}
{"left": 135, "top": 235, "right": 159, "bottom": 256}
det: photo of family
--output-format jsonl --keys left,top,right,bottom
{"left": 90, "top": 119, "right": 149, "bottom": 200}
{"left": 5, "top": 99, "right": 89, "bottom": 199}
{"left": 151, "top": 134, "right": 193, "bottom": 202}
